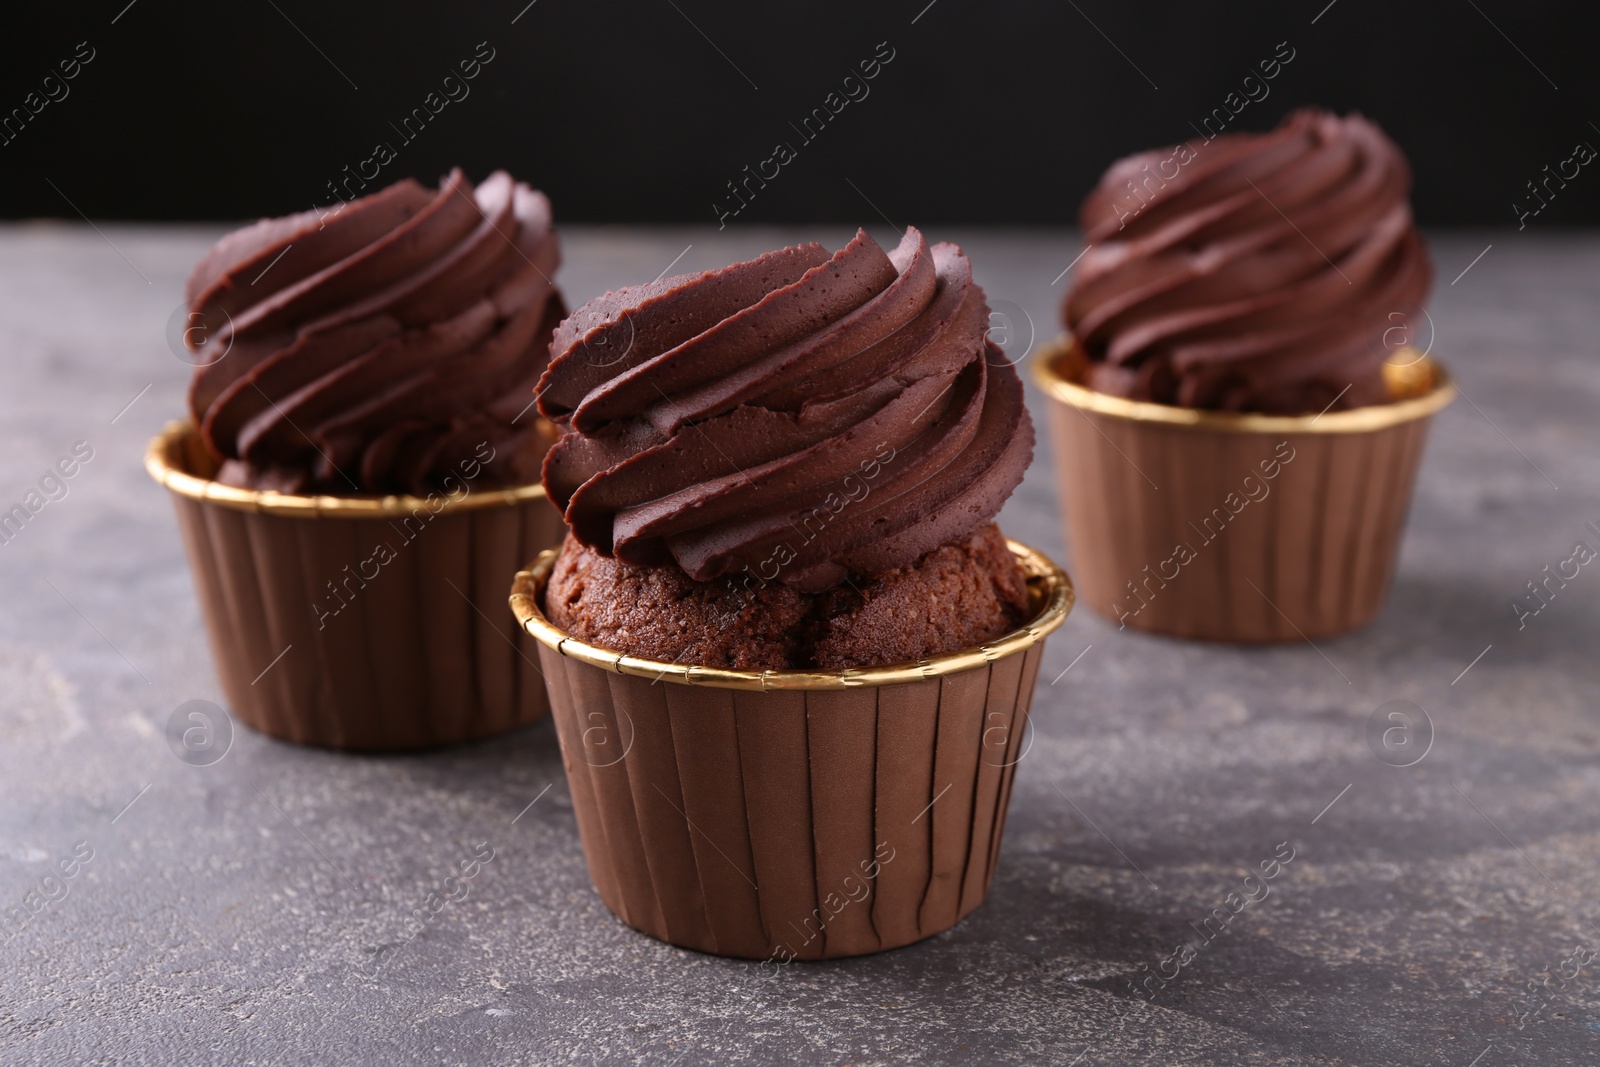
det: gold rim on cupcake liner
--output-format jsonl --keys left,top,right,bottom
{"left": 1030, "top": 335, "right": 1456, "bottom": 434}
{"left": 509, "top": 539, "right": 1074, "bottom": 692}
{"left": 145, "top": 420, "right": 549, "bottom": 517}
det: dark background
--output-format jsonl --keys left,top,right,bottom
{"left": 2, "top": 0, "right": 1597, "bottom": 227}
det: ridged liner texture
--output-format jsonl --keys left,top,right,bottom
{"left": 1032, "top": 337, "right": 1455, "bottom": 642}
{"left": 148, "top": 420, "right": 565, "bottom": 750}
{"left": 509, "top": 539, "right": 1071, "bottom": 959}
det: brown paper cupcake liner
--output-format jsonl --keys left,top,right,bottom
{"left": 1032, "top": 337, "right": 1456, "bottom": 643}
{"left": 508, "top": 539, "right": 1072, "bottom": 960}
{"left": 147, "top": 421, "right": 566, "bottom": 750}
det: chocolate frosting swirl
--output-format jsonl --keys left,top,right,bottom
{"left": 1064, "top": 109, "right": 1431, "bottom": 414}
{"left": 184, "top": 168, "right": 563, "bottom": 494}
{"left": 536, "top": 228, "right": 1033, "bottom": 591}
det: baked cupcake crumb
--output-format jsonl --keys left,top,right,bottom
{"left": 544, "top": 523, "right": 1029, "bottom": 671}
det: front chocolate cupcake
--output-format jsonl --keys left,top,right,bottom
{"left": 511, "top": 228, "right": 1072, "bottom": 958}
{"left": 1037, "top": 109, "right": 1455, "bottom": 641}
{"left": 148, "top": 168, "right": 568, "bottom": 749}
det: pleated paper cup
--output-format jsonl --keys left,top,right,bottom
{"left": 1032, "top": 337, "right": 1455, "bottom": 643}
{"left": 146, "top": 420, "right": 565, "bottom": 750}
{"left": 509, "top": 539, "right": 1072, "bottom": 961}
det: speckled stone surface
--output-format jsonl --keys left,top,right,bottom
{"left": 1, "top": 226, "right": 1596, "bottom": 1066}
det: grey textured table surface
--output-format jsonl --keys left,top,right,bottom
{"left": 1, "top": 225, "right": 1597, "bottom": 1067}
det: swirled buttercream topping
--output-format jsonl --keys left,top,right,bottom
{"left": 537, "top": 227, "right": 1032, "bottom": 591}
{"left": 184, "top": 168, "right": 563, "bottom": 494}
{"left": 1065, "top": 109, "right": 1431, "bottom": 413}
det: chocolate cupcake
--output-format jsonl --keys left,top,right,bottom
{"left": 147, "top": 168, "right": 567, "bottom": 749}
{"left": 1035, "top": 110, "right": 1455, "bottom": 641}
{"left": 510, "top": 228, "right": 1072, "bottom": 959}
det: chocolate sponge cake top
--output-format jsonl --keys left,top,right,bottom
{"left": 543, "top": 523, "right": 1029, "bottom": 671}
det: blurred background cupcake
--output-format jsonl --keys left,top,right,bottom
{"left": 147, "top": 168, "right": 568, "bottom": 749}
{"left": 511, "top": 226, "right": 1071, "bottom": 959}
{"left": 1035, "top": 109, "right": 1455, "bottom": 642}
